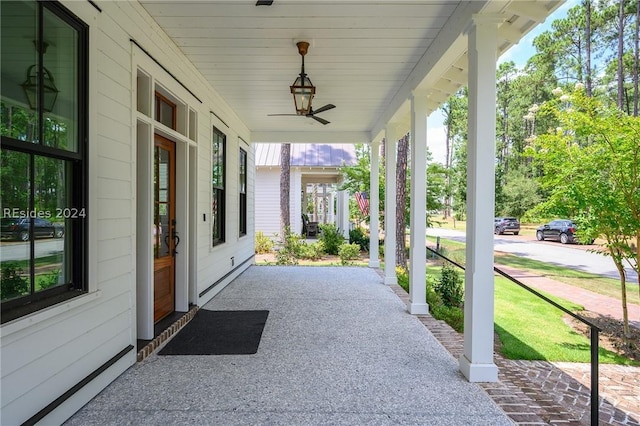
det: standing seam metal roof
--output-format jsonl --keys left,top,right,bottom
{"left": 254, "top": 143, "right": 357, "bottom": 168}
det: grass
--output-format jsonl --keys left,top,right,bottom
{"left": 494, "top": 252, "right": 640, "bottom": 305}
{"left": 398, "top": 264, "right": 635, "bottom": 364}
{"left": 494, "top": 277, "right": 634, "bottom": 364}
{"left": 426, "top": 236, "right": 640, "bottom": 306}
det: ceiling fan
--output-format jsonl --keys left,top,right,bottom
{"left": 268, "top": 41, "right": 337, "bottom": 125}
{"left": 269, "top": 103, "right": 336, "bottom": 125}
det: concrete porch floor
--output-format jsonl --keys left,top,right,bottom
{"left": 65, "top": 266, "right": 512, "bottom": 425}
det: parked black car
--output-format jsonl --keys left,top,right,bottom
{"left": 494, "top": 217, "right": 520, "bottom": 235}
{"left": 536, "top": 219, "right": 589, "bottom": 244}
{"left": 0, "top": 218, "right": 64, "bottom": 241}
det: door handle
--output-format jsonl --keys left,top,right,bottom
{"left": 172, "top": 219, "right": 180, "bottom": 256}
{"left": 172, "top": 231, "right": 180, "bottom": 255}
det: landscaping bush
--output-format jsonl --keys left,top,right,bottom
{"left": 1, "top": 262, "right": 28, "bottom": 300}
{"left": 255, "top": 231, "right": 274, "bottom": 254}
{"left": 38, "top": 269, "right": 61, "bottom": 290}
{"left": 298, "top": 241, "right": 325, "bottom": 261}
{"left": 434, "top": 264, "right": 464, "bottom": 308}
{"left": 275, "top": 227, "right": 302, "bottom": 265}
{"left": 349, "top": 227, "right": 369, "bottom": 252}
{"left": 338, "top": 243, "right": 361, "bottom": 265}
{"left": 318, "top": 223, "right": 345, "bottom": 255}
{"left": 396, "top": 266, "right": 464, "bottom": 332}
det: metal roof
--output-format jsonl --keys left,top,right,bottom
{"left": 255, "top": 143, "right": 357, "bottom": 167}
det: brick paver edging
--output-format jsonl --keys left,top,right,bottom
{"left": 387, "top": 282, "right": 640, "bottom": 426}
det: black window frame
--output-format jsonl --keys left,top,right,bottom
{"left": 212, "top": 127, "right": 225, "bottom": 246}
{"left": 239, "top": 147, "right": 247, "bottom": 237}
{"left": 0, "top": 0, "right": 89, "bottom": 324}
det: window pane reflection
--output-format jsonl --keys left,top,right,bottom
{"left": 42, "top": 7, "right": 78, "bottom": 151}
{"left": 1, "top": 150, "right": 32, "bottom": 301}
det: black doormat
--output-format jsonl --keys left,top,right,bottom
{"left": 158, "top": 310, "right": 269, "bottom": 355}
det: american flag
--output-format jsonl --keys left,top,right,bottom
{"left": 355, "top": 191, "right": 369, "bottom": 216}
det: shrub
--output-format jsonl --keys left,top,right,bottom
{"left": 338, "top": 243, "right": 361, "bottom": 265}
{"left": 396, "top": 266, "right": 408, "bottom": 291}
{"left": 275, "top": 227, "right": 302, "bottom": 265}
{"left": 318, "top": 223, "right": 345, "bottom": 255}
{"left": 255, "top": 231, "right": 275, "bottom": 254}
{"left": 298, "top": 241, "right": 325, "bottom": 261}
{"left": 396, "top": 266, "right": 464, "bottom": 332}
{"left": 431, "top": 303, "right": 464, "bottom": 332}
{"left": 434, "top": 264, "right": 464, "bottom": 308}
{"left": 1, "top": 262, "right": 29, "bottom": 300}
{"left": 349, "top": 227, "right": 369, "bottom": 252}
{"left": 38, "top": 269, "right": 61, "bottom": 290}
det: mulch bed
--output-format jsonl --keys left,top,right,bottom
{"left": 566, "top": 311, "right": 640, "bottom": 362}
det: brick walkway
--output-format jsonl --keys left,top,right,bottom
{"left": 497, "top": 265, "right": 640, "bottom": 330}
{"left": 387, "top": 278, "right": 640, "bottom": 426}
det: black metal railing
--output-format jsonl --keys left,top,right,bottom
{"left": 426, "top": 244, "right": 601, "bottom": 426}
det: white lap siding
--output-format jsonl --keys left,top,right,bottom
{"left": 0, "top": 1, "right": 254, "bottom": 424}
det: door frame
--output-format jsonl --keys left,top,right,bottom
{"left": 136, "top": 128, "right": 194, "bottom": 340}
{"left": 153, "top": 135, "right": 176, "bottom": 323}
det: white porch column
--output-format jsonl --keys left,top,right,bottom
{"left": 408, "top": 91, "right": 429, "bottom": 314}
{"left": 340, "top": 189, "right": 349, "bottom": 238}
{"left": 459, "top": 14, "right": 502, "bottom": 383}
{"left": 368, "top": 139, "right": 380, "bottom": 268}
{"left": 329, "top": 191, "right": 335, "bottom": 224}
{"left": 384, "top": 124, "right": 400, "bottom": 285}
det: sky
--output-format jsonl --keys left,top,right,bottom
{"left": 427, "top": 0, "right": 578, "bottom": 164}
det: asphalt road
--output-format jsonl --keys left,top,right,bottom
{"left": 426, "top": 227, "right": 638, "bottom": 283}
{"left": 0, "top": 238, "right": 64, "bottom": 262}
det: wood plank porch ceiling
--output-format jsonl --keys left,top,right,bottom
{"left": 139, "top": 0, "right": 563, "bottom": 144}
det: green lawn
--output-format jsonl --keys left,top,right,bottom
{"left": 399, "top": 263, "right": 635, "bottom": 364}
{"left": 494, "top": 277, "right": 633, "bottom": 364}
{"left": 426, "top": 236, "right": 640, "bottom": 306}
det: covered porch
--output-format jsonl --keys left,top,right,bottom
{"left": 66, "top": 266, "right": 512, "bottom": 425}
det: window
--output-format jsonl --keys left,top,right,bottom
{"left": 212, "top": 127, "right": 225, "bottom": 246}
{"left": 155, "top": 92, "right": 176, "bottom": 129}
{"left": 239, "top": 148, "right": 247, "bottom": 237}
{"left": 0, "top": 0, "right": 88, "bottom": 323}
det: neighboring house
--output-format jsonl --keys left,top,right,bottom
{"left": 0, "top": 1, "right": 560, "bottom": 424}
{"left": 254, "top": 143, "right": 357, "bottom": 239}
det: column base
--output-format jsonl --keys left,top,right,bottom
{"left": 459, "top": 354, "right": 498, "bottom": 382}
{"left": 368, "top": 260, "right": 380, "bottom": 268}
{"left": 384, "top": 276, "right": 397, "bottom": 285}
{"left": 407, "top": 302, "right": 429, "bottom": 315}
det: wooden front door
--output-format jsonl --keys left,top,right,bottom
{"left": 153, "top": 135, "right": 176, "bottom": 322}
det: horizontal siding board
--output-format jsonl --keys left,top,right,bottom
{"left": 97, "top": 218, "right": 133, "bottom": 240}
{"left": 97, "top": 238, "right": 133, "bottom": 261}
{"left": 1, "top": 293, "right": 131, "bottom": 397}
{"left": 97, "top": 157, "right": 132, "bottom": 182}
{"left": 96, "top": 198, "right": 133, "bottom": 220}
{"left": 97, "top": 178, "right": 132, "bottom": 200}
{"left": 2, "top": 319, "right": 131, "bottom": 425}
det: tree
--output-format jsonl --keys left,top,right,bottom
{"left": 440, "top": 88, "right": 468, "bottom": 218}
{"left": 499, "top": 165, "right": 541, "bottom": 219}
{"left": 340, "top": 144, "right": 385, "bottom": 225}
{"left": 279, "top": 143, "right": 291, "bottom": 241}
{"left": 396, "top": 134, "right": 409, "bottom": 268}
{"left": 529, "top": 85, "right": 640, "bottom": 338}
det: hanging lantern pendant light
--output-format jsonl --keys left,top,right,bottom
{"left": 290, "top": 41, "right": 315, "bottom": 116}
{"left": 21, "top": 41, "right": 59, "bottom": 112}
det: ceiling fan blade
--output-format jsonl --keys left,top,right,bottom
{"left": 310, "top": 104, "right": 336, "bottom": 115}
{"left": 310, "top": 115, "right": 330, "bottom": 125}
{"left": 267, "top": 113, "right": 299, "bottom": 116}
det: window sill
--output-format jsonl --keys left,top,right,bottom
{"left": 1, "top": 290, "right": 102, "bottom": 338}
